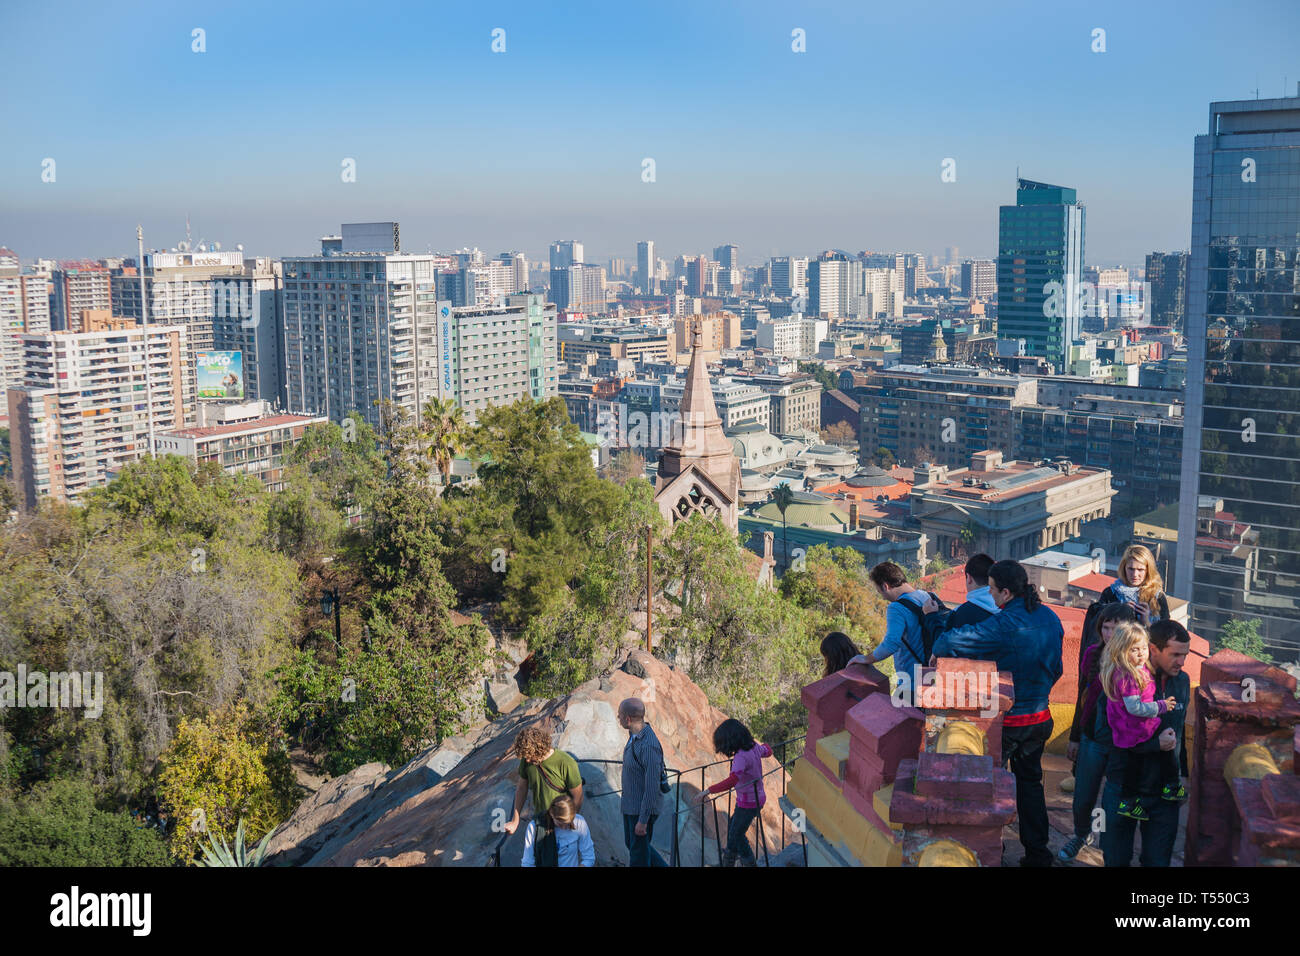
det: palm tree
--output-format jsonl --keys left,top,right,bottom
{"left": 421, "top": 397, "right": 469, "bottom": 489}
{"left": 958, "top": 517, "right": 979, "bottom": 557}
{"left": 772, "top": 481, "right": 795, "bottom": 572}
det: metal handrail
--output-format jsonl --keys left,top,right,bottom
{"left": 490, "top": 734, "right": 807, "bottom": 867}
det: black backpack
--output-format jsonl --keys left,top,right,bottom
{"left": 897, "top": 591, "right": 947, "bottom": 664}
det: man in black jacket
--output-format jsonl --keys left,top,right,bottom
{"left": 1098, "top": 619, "right": 1191, "bottom": 867}
{"left": 923, "top": 553, "right": 999, "bottom": 633}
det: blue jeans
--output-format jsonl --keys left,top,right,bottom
{"left": 1101, "top": 779, "right": 1179, "bottom": 867}
{"left": 623, "top": 814, "right": 669, "bottom": 867}
{"left": 1071, "top": 736, "right": 1108, "bottom": 841}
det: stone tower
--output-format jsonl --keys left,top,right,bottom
{"left": 655, "top": 316, "right": 740, "bottom": 532}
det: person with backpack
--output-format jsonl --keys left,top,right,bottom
{"left": 847, "top": 561, "right": 943, "bottom": 688}
{"left": 697, "top": 718, "right": 773, "bottom": 867}
{"left": 502, "top": 725, "right": 585, "bottom": 861}
{"left": 617, "top": 697, "right": 670, "bottom": 867}
{"left": 1059, "top": 601, "right": 1139, "bottom": 861}
{"left": 521, "top": 794, "right": 595, "bottom": 867}
{"left": 922, "top": 560, "right": 1064, "bottom": 867}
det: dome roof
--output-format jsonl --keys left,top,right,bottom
{"left": 844, "top": 466, "right": 898, "bottom": 489}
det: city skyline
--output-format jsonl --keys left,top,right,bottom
{"left": 2, "top": 1, "right": 1298, "bottom": 263}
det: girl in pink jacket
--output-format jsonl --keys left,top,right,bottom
{"left": 698, "top": 718, "right": 772, "bottom": 867}
{"left": 1101, "top": 623, "right": 1183, "bottom": 822}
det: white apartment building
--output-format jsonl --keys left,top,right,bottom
{"left": 0, "top": 253, "right": 51, "bottom": 426}
{"left": 756, "top": 315, "right": 829, "bottom": 358}
{"left": 6, "top": 322, "right": 195, "bottom": 506}
{"left": 282, "top": 226, "right": 558, "bottom": 428}
{"left": 862, "top": 267, "right": 904, "bottom": 318}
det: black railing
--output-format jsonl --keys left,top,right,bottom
{"left": 490, "top": 734, "right": 807, "bottom": 867}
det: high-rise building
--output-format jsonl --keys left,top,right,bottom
{"left": 549, "top": 240, "right": 584, "bottom": 270}
{"left": 282, "top": 227, "right": 557, "bottom": 428}
{"left": 0, "top": 249, "right": 51, "bottom": 427}
{"left": 111, "top": 246, "right": 247, "bottom": 372}
{"left": 50, "top": 262, "right": 112, "bottom": 331}
{"left": 808, "top": 253, "right": 862, "bottom": 318}
{"left": 6, "top": 321, "right": 195, "bottom": 506}
{"left": 1145, "top": 251, "right": 1188, "bottom": 329}
{"left": 686, "top": 256, "right": 709, "bottom": 298}
{"left": 208, "top": 257, "right": 284, "bottom": 406}
{"left": 997, "top": 178, "right": 1086, "bottom": 372}
{"left": 550, "top": 263, "right": 606, "bottom": 311}
{"left": 769, "top": 256, "right": 808, "bottom": 299}
{"left": 636, "top": 240, "right": 656, "bottom": 295}
{"left": 862, "top": 267, "right": 903, "bottom": 318}
{"left": 713, "top": 244, "right": 739, "bottom": 271}
{"left": 961, "top": 259, "right": 996, "bottom": 298}
{"left": 1177, "top": 91, "right": 1300, "bottom": 658}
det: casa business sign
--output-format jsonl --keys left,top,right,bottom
{"left": 196, "top": 350, "right": 244, "bottom": 399}
{"left": 438, "top": 301, "right": 454, "bottom": 398}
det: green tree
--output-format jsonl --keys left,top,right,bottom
{"left": 154, "top": 702, "right": 298, "bottom": 864}
{"left": 421, "top": 396, "right": 469, "bottom": 489}
{"left": 658, "top": 515, "right": 821, "bottom": 723}
{"left": 0, "top": 777, "right": 170, "bottom": 866}
{"left": 1217, "top": 617, "right": 1274, "bottom": 664}
{"left": 286, "top": 413, "right": 386, "bottom": 524}
{"left": 875, "top": 446, "right": 897, "bottom": 469}
{"left": 772, "top": 482, "right": 795, "bottom": 572}
{"left": 0, "top": 461, "right": 299, "bottom": 801}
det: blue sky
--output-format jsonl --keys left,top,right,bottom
{"left": 1, "top": 0, "right": 1297, "bottom": 267}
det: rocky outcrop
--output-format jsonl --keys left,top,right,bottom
{"left": 264, "top": 649, "right": 795, "bottom": 866}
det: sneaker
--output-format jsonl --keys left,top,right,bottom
{"left": 1058, "top": 835, "right": 1087, "bottom": 861}
{"left": 1117, "top": 798, "right": 1149, "bottom": 822}
{"left": 1161, "top": 783, "right": 1187, "bottom": 802}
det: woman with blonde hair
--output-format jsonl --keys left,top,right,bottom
{"left": 1099, "top": 545, "right": 1168, "bottom": 626}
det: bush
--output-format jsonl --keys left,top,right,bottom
{"left": 0, "top": 777, "right": 170, "bottom": 866}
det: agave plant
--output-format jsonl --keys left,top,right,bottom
{"left": 198, "top": 818, "right": 273, "bottom": 867}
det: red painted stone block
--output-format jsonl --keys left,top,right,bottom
{"left": 1201, "top": 649, "right": 1298, "bottom": 693}
{"left": 1262, "top": 774, "right": 1300, "bottom": 822}
{"left": 914, "top": 751, "right": 996, "bottom": 800}
{"left": 845, "top": 692, "right": 923, "bottom": 771}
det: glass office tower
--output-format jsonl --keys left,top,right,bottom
{"left": 997, "top": 179, "right": 1085, "bottom": 372}
{"left": 1177, "top": 91, "right": 1300, "bottom": 660}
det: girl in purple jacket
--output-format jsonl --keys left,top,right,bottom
{"left": 1101, "top": 623, "right": 1183, "bottom": 822}
{"left": 698, "top": 718, "right": 772, "bottom": 867}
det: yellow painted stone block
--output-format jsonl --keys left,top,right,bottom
{"left": 1224, "top": 742, "right": 1279, "bottom": 782}
{"left": 918, "top": 839, "right": 978, "bottom": 866}
{"left": 936, "top": 720, "right": 985, "bottom": 755}
{"left": 1045, "top": 702, "right": 1075, "bottom": 754}
{"left": 873, "top": 783, "right": 903, "bottom": 831}
{"left": 816, "top": 730, "right": 851, "bottom": 781}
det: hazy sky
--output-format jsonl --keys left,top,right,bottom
{"left": 2, "top": 0, "right": 1297, "bottom": 268}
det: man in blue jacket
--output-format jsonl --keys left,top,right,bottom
{"left": 923, "top": 559, "right": 1064, "bottom": 867}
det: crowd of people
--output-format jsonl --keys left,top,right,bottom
{"left": 502, "top": 543, "right": 1189, "bottom": 868}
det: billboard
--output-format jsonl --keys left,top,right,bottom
{"left": 196, "top": 350, "right": 244, "bottom": 399}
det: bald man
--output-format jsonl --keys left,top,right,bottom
{"left": 618, "top": 697, "right": 669, "bottom": 867}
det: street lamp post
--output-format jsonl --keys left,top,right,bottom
{"left": 320, "top": 587, "right": 342, "bottom": 650}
